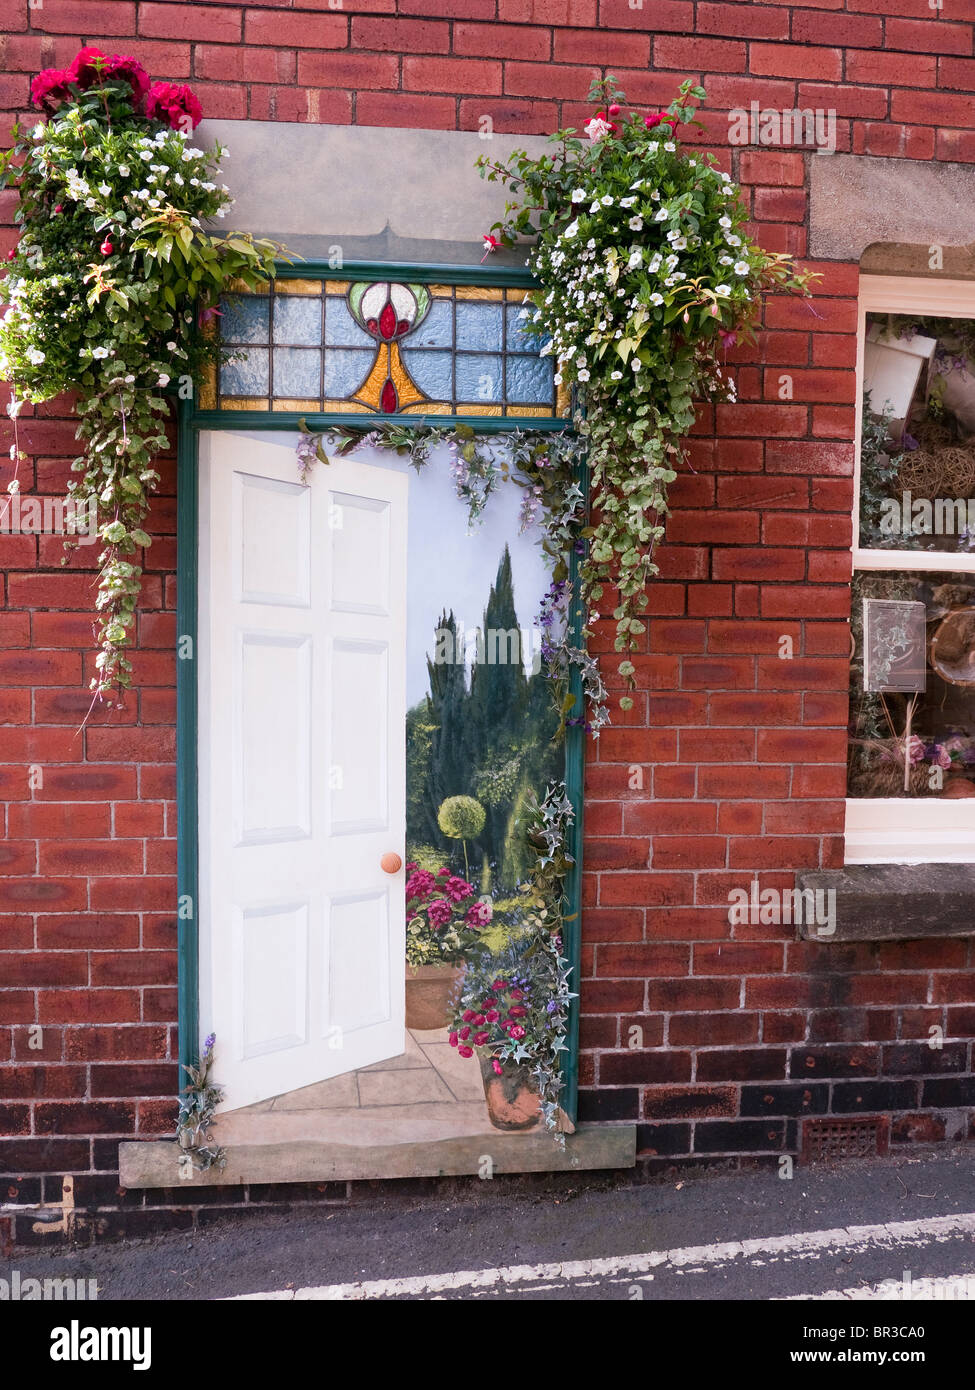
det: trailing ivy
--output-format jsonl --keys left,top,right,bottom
{"left": 0, "top": 48, "right": 282, "bottom": 701}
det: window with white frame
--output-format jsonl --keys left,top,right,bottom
{"left": 848, "top": 276, "right": 975, "bottom": 865}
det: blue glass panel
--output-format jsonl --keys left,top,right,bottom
{"left": 273, "top": 348, "right": 320, "bottom": 399}
{"left": 401, "top": 349, "right": 452, "bottom": 401}
{"left": 273, "top": 296, "right": 322, "bottom": 347}
{"left": 409, "top": 299, "right": 453, "bottom": 349}
{"left": 220, "top": 295, "right": 269, "bottom": 344}
{"left": 505, "top": 303, "right": 542, "bottom": 353}
{"left": 506, "top": 354, "right": 555, "bottom": 405}
{"left": 455, "top": 353, "right": 502, "bottom": 403}
{"left": 455, "top": 302, "right": 503, "bottom": 353}
{"left": 220, "top": 348, "right": 269, "bottom": 397}
{"left": 324, "top": 349, "right": 374, "bottom": 399}
{"left": 324, "top": 297, "right": 375, "bottom": 349}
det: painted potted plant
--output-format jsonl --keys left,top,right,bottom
{"left": 448, "top": 926, "right": 575, "bottom": 1134}
{"left": 404, "top": 865, "right": 491, "bottom": 1030}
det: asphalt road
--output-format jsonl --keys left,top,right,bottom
{"left": 4, "top": 1146, "right": 975, "bottom": 1301}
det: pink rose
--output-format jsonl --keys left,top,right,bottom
{"left": 473, "top": 1031, "right": 489, "bottom": 1046}
{"left": 458, "top": 1046, "right": 473, "bottom": 1058}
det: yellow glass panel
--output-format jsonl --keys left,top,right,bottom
{"left": 456, "top": 286, "right": 504, "bottom": 302}
{"left": 276, "top": 279, "right": 324, "bottom": 296}
{"left": 225, "top": 277, "right": 255, "bottom": 295}
{"left": 428, "top": 285, "right": 454, "bottom": 298}
{"left": 324, "top": 280, "right": 350, "bottom": 295}
{"left": 556, "top": 382, "right": 571, "bottom": 417}
{"left": 198, "top": 363, "right": 217, "bottom": 411}
{"left": 322, "top": 399, "right": 372, "bottom": 413}
{"left": 457, "top": 403, "right": 503, "bottom": 416}
{"left": 272, "top": 398, "right": 321, "bottom": 412}
{"left": 506, "top": 288, "right": 530, "bottom": 304}
{"left": 220, "top": 397, "right": 269, "bottom": 411}
{"left": 400, "top": 401, "right": 452, "bottom": 415}
{"left": 504, "top": 405, "right": 553, "bottom": 418}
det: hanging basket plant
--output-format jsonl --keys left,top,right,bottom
{"left": 477, "top": 76, "right": 815, "bottom": 709}
{"left": 0, "top": 48, "right": 282, "bottom": 702}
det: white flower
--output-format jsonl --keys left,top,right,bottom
{"left": 118, "top": 165, "right": 130, "bottom": 178}
{"left": 563, "top": 219, "right": 580, "bottom": 240}
{"left": 32, "top": 124, "right": 44, "bottom": 140}
{"left": 620, "top": 196, "right": 638, "bottom": 208}
{"left": 185, "top": 148, "right": 204, "bottom": 158}
{"left": 654, "top": 207, "right": 668, "bottom": 222}
{"left": 584, "top": 116, "right": 613, "bottom": 142}
{"left": 6, "top": 398, "right": 23, "bottom": 419}
{"left": 553, "top": 372, "right": 563, "bottom": 385}
{"left": 26, "top": 348, "right": 45, "bottom": 364}
{"left": 157, "top": 373, "right": 170, "bottom": 387}
{"left": 577, "top": 368, "right": 590, "bottom": 381}
{"left": 714, "top": 283, "right": 731, "bottom": 296}
{"left": 627, "top": 248, "right": 643, "bottom": 271}
{"left": 649, "top": 292, "right": 664, "bottom": 306}
{"left": 7, "top": 478, "right": 20, "bottom": 494}
{"left": 726, "top": 234, "right": 741, "bottom": 247}
{"left": 589, "top": 201, "right": 601, "bottom": 214}
{"left": 628, "top": 215, "right": 643, "bottom": 231}
{"left": 672, "top": 236, "right": 687, "bottom": 250}
{"left": 648, "top": 254, "right": 662, "bottom": 273}
{"left": 166, "top": 342, "right": 178, "bottom": 351}
{"left": 600, "top": 194, "right": 613, "bottom": 206}
{"left": 173, "top": 173, "right": 183, "bottom": 186}
{"left": 586, "top": 238, "right": 596, "bottom": 249}
{"left": 719, "top": 255, "right": 733, "bottom": 266}
{"left": 629, "top": 179, "right": 644, "bottom": 190}
{"left": 139, "top": 151, "right": 153, "bottom": 162}
{"left": 721, "top": 171, "right": 732, "bottom": 182}
{"left": 733, "top": 260, "right": 750, "bottom": 275}
{"left": 92, "top": 346, "right": 110, "bottom": 360}
{"left": 610, "top": 370, "right": 623, "bottom": 380}
{"left": 150, "top": 164, "right": 167, "bottom": 173}
{"left": 98, "top": 183, "right": 111, "bottom": 197}
{"left": 719, "top": 216, "right": 732, "bottom": 229}
{"left": 631, "top": 358, "right": 642, "bottom": 371}
{"left": 124, "top": 374, "right": 135, "bottom": 384}
{"left": 571, "top": 187, "right": 586, "bottom": 202}
{"left": 663, "top": 141, "right": 676, "bottom": 152}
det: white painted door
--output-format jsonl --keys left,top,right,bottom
{"left": 199, "top": 432, "right": 408, "bottom": 1111}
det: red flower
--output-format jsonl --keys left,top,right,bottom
{"left": 30, "top": 68, "right": 72, "bottom": 114}
{"left": 509, "top": 1005, "right": 526, "bottom": 1018}
{"left": 485, "top": 1010, "right": 499, "bottom": 1023}
{"left": 458, "top": 1045, "right": 474, "bottom": 1058}
{"left": 458, "top": 1026, "right": 471, "bottom": 1042}
{"left": 492, "top": 1059, "right": 503, "bottom": 1076}
{"left": 473, "top": 1031, "right": 489, "bottom": 1046}
{"left": 608, "top": 103, "right": 621, "bottom": 117}
{"left": 100, "top": 239, "right": 114, "bottom": 256}
{"left": 105, "top": 55, "right": 151, "bottom": 103}
{"left": 645, "top": 112, "right": 679, "bottom": 132}
{"left": 68, "top": 47, "right": 109, "bottom": 89}
{"left": 448, "top": 1031, "right": 458, "bottom": 1047}
{"left": 480, "top": 233, "right": 500, "bottom": 263}
{"left": 54, "top": 204, "right": 64, "bottom": 214}
{"left": 145, "top": 81, "right": 204, "bottom": 132}
{"left": 509, "top": 1025, "right": 526, "bottom": 1040}
{"left": 462, "top": 1010, "right": 475, "bottom": 1023}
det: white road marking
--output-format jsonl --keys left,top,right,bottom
{"left": 785, "top": 1273, "right": 975, "bottom": 1301}
{"left": 225, "top": 1211, "right": 975, "bottom": 1301}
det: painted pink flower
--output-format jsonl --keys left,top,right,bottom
{"left": 458, "top": 1045, "right": 474, "bottom": 1058}
{"left": 405, "top": 869, "right": 435, "bottom": 901}
{"left": 145, "top": 81, "right": 204, "bottom": 132}
{"left": 509, "top": 1025, "right": 526, "bottom": 1040}
{"left": 485, "top": 1010, "right": 499, "bottom": 1023}
{"left": 465, "top": 901, "right": 491, "bottom": 927}
{"left": 426, "top": 898, "right": 452, "bottom": 928}
{"left": 458, "top": 1026, "right": 471, "bottom": 1042}
{"left": 448, "top": 1031, "right": 458, "bottom": 1047}
{"left": 492, "top": 1059, "right": 503, "bottom": 1076}
{"left": 473, "top": 1031, "right": 489, "bottom": 1046}
{"left": 462, "top": 1010, "right": 475, "bottom": 1023}
{"left": 443, "top": 875, "right": 473, "bottom": 903}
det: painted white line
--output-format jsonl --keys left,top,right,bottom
{"left": 225, "top": 1210, "right": 975, "bottom": 1301}
{"left": 785, "top": 1273, "right": 975, "bottom": 1301}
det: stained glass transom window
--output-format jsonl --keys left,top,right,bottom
{"left": 205, "top": 277, "right": 570, "bottom": 419}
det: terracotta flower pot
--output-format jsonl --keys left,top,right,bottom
{"left": 478, "top": 1053, "right": 542, "bottom": 1132}
{"left": 405, "top": 963, "right": 464, "bottom": 1031}
{"left": 943, "top": 774, "right": 975, "bottom": 798}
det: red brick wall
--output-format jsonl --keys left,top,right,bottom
{"left": 2, "top": 1, "right": 975, "bottom": 1232}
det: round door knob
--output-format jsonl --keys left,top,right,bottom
{"left": 381, "top": 852, "right": 403, "bottom": 874}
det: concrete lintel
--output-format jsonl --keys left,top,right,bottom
{"left": 199, "top": 119, "right": 548, "bottom": 264}
{"left": 810, "top": 153, "right": 975, "bottom": 262}
{"left": 119, "top": 1125, "right": 637, "bottom": 1188}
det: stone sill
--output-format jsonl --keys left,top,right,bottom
{"left": 796, "top": 865, "right": 975, "bottom": 942}
{"left": 118, "top": 1124, "right": 636, "bottom": 1189}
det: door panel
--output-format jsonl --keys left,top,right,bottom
{"left": 199, "top": 432, "right": 408, "bottom": 1111}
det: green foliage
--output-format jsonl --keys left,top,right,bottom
{"left": 177, "top": 1033, "right": 225, "bottom": 1171}
{"left": 858, "top": 393, "right": 906, "bottom": 548}
{"left": 437, "top": 794, "right": 487, "bottom": 841}
{"left": 0, "top": 71, "right": 283, "bottom": 699}
{"left": 477, "top": 75, "right": 814, "bottom": 704}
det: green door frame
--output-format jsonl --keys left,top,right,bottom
{"left": 176, "top": 259, "right": 586, "bottom": 1123}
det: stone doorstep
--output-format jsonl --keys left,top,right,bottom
{"left": 118, "top": 1125, "right": 636, "bottom": 1189}
{"left": 795, "top": 864, "right": 975, "bottom": 942}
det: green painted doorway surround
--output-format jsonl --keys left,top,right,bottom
{"left": 175, "top": 259, "right": 587, "bottom": 1129}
